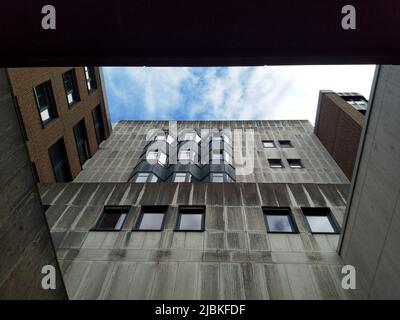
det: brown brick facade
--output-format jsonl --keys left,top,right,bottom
{"left": 314, "top": 91, "right": 364, "bottom": 181}
{"left": 7, "top": 67, "right": 111, "bottom": 183}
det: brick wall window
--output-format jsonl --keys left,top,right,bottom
{"left": 84, "top": 66, "right": 97, "bottom": 92}
{"left": 34, "top": 81, "right": 57, "bottom": 125}
{"left": 63, "top": 69, "right": 80, "bottom": 106}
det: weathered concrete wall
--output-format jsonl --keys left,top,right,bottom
{"left": 39, "top": 181, "right": 350, "bottom": 300}
{"left": 0, "top": 69, "right": 67, "bottom": 299}
{"left": 74, "top": 120, "right": 349, "bottom": 184}
{"left": 339, "top": 65, "right": 400, "bottom": 299}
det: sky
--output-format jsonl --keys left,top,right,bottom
{"left": 103, "top": 65, "right": 376, "bottom": 125}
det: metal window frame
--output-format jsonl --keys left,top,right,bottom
{"left": 301, "top": 207, "right": 341, "bottom": 234}
{"left": 262, "top": 207, "right": 299, "bottom": 234}
{"left": 92, "top": 206, "right": 131, "bottom": 231}
{"left": 175, "top": 206, "right": 206, "bottom": 232}
{"left": 134, "top": 206, "right": 168, "bottom": 231}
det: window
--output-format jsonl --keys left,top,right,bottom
{"left": 183, "top": 132, "right": 195, "bottom": 141}
{"left": 146, "top": 151, "right": 167, "bottom": 166}
{"left": 211, "top": 172, "right": 224, "bottom": 182}
{"left": 288, "top": 159, "right": 304, "bottom": 169}
{"left": 84, "top": 66, "right": 97, "bottom": 91}
{"left": 63, "top": 69, "right": 79, "bottom": 106}
{"left": 134, "top": 172, "right": 159, "bottom": 183}
{"left": 181, "top": 132, "right": 201, "bottom": 143}
{"left": 94, "top": 206, "right": 128, "bottom": 231}
{"left": 263, "top": 208, "right": 297, "bottom": 233}
{"left": 92, "top": 105, "right": 106, "bottom": 146}
{"left": 268, "top": 159, "right": 284, "bottom": 168}
{"left": 73, "top": 119, "right": 90, "bottom": 166}
{"left": 302, "top": 207, "right": 340, "bottom": 234}
{"left": 176, "top": 207, "right": 205, "bottom": 231}
{"left": 262, "top": 140, "right": 275, "bottom": 148}
{"left": 174, "top": 172, "right": 190, "bottom": 182}
{"left": 155, "top": 134, "right": 166, "bottom": 141}
{"left": 211, "top": 150, "right": 224, "bottom": 161}
{"left": 278, "top": 140, "right": 293, "bottom": 148}
{"left": 135, "top": 206, "right": 167, "bottom": 231}
{"left": 179, "top": 150, "right": 195, "bottom": 162}
{"left": 48, "top": 138, "right": 72, "bottom": 182}
{"left": 34, "top": 81, "right": 57, "bottom": 125}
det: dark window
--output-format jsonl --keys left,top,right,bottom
{"left": 268, "top": 159, "right": 284, "bottom": 168}
{"left": 176, "top": 206, "right": 205, "bottom": 231}
{"left": 34, "top": 81, "right": 57, "bottom": 125}
{"left": 48, "top": 138, "right": 72, "bottom": 182}
{"left": 278, "top": 140, "right": 293, "bottom": 148}
{"left": 263, "top": 207, "right": 297, "bottom": 233}
{"left": 262, "top": 140, "right": 275, "bottom": 148}
{"left": 287, "top": 159, "right": 304, "bottom": 169}
{"left": 73, "top": 119, "right": 91, "bottom": 167}
{"left": 63, "top": 69, "right": 80, "bottom": 106}
{"left": 135, "top": 206, "right": 167, "bottom": 231}
{"left": 302, "top": 207, "right": 340, "bottom": 234}
{"left": 94, "top": 206, "right": 129, "bottom": 231}
{"left": 92, "top": 105, "right": 106, "bottom": 146}
{"left": 84, "top": 66, "right": 97, "bottom": 92}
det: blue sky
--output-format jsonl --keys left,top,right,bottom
{"left": 103, "top": 65, "right": 376, "bottom": 125}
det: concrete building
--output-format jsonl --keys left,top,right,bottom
{"left": 339, "top": 65, "right": 400, "bottom": 299}
{"left": 6, "top": 67, "right": 112, "bottom": 183}
{"left": 39, "top": 120, "right": 354, "bottom": 299}
{"left": 0, "top": 68, "right": 67, "bottom": 299}
{"left": 314, "top": 91, "right": 367, "bottom": 181}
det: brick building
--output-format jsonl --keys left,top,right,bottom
{"left": 314, "top": 90, "right": 367, "bottom": 181}
{"left": 6, "top": 67, "right": 112, "bottom": 183}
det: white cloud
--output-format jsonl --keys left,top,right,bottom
{"left": 104, "top": 65, "right": 376, "bottom": 124}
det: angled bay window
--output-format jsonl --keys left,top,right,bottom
{"left": 211, "top": 172, "right": 224, "bottom": 182}
{"left": 94, "top": 206, "right": 129, "bottom": 231}
{"left": 135, "top": 206, "right": 167, "bottom": 231}
{"left": 263, "top": 207, "right": 298, "bottom": 233}
{"left": 84, "top": 66, "right": 97, "bottom": 92}
{"left": 133, "top": 172, "right": 159, "bottom": 183}
{"left": 173, "top": 172, "right": 191, "bottom": 182}
{"left": 34, "top": 81, "right": 57, "bottom": 125}
{"left": 175, "top": 206, "right": 205, "bottom": 231}
{"left": 178, "top": 150, "right": 196, "bottom": 163}
{"left": 63, "top": 69, "right": 80, "bottom": 106}
{"left": 146, "top": 150, "right": 167, "bottom": 166}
